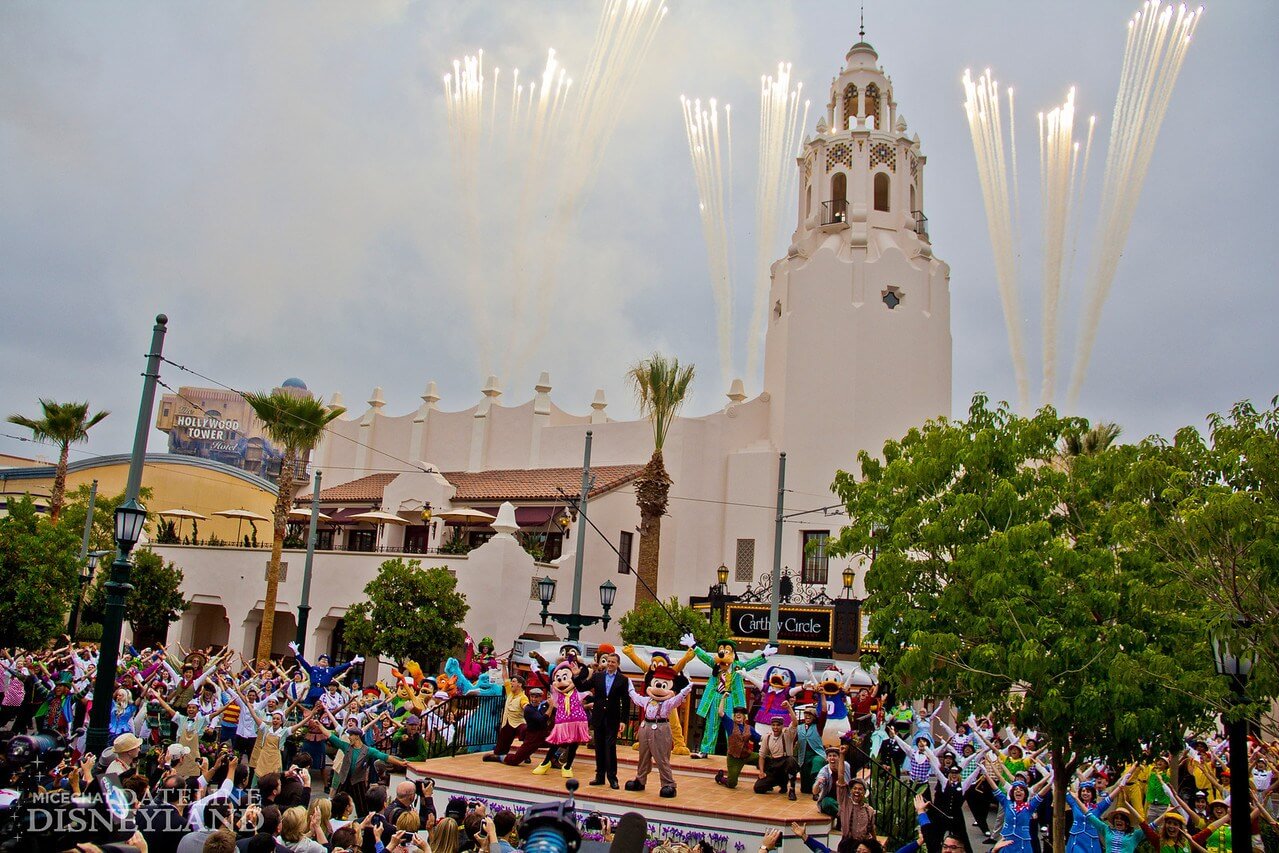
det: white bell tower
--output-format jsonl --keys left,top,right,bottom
{"left": 762, "top": 34, "right": 952, "bottom": 494}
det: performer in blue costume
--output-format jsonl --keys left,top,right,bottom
{"left": 289, "top": 641, "right": 362, "bottom": 705}
{"left": 983, "top": 771, "right": 1055, "bottom": 853}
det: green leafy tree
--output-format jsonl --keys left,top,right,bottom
{"left": 60, "top": 484, "right": 155, "bottom": 557}
{"left": 7, "top": 399, "right": 109, "bottom": 520}
{"left": 86, "top": 549, "right": 188, "bottom": 649}
{"left": 242, "top": 389, "right": 345, "bottom": 661}
{"left": 1122, "top": 397, "right": 1279, "bottom": 700}
{"left": 0, "top": 497, "right": 81, "bottom": 647}
{"left": 342, "top": 559, "right": 468, "bottom": 671}
{"left": 829, "top": 395, "right": 1219, "bottom": 853}
{"left": 627, "top": 354, "right": 695, "bottom": 606}
{"left": 618, "top": 597, "right": 728, "bottom": 650}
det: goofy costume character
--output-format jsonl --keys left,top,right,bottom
{"left": 687, "top": 635, "right": 774, "bottom": 758}
{"left": 288, "top": 641, "right": 362, "bottom": 705}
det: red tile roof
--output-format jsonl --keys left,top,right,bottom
{"left": 299, "top": 465, "right": 643, "bottom": 505}
{"left": 304, "top": 472, "right": 398, "bottom": 503}
{"left": 445, "top": 465, "right": 643, "bottom": 502}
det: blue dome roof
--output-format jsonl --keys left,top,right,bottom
{"left": 281, "top": 378, "right": 307, "bottom": 390}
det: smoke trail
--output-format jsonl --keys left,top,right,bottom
{"left": 1067, "top": 1, "right": 1201, "bottom": 407}
{"left": 1038, "top": 87, "right": 1080, "bottom": 406}
{"left": 962, "top": 69, "right": 1031, "bottom": 411}
{"left": 745, "top": 63, "right": 808, "bottom": 388}
{"left": 680, "top": 96, "right": 735, "bottom": 389}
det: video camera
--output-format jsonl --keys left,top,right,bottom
{"left": 0, "top": 731, "right": 135, "bottom": 853}
{"left": 518, "top": 778, "right": 583, "bottom": 853}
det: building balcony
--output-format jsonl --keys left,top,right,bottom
{"left": 913, "top": 210, "right": 929, "bottom": 241}
{"left": 821, "top": 199, "right": 849, "bottom": 226}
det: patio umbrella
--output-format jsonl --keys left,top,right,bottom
{"left": 434, "top": 507, "right": 497, "bottom": 524}
{"left": 288, "top": 507, "right": 333, "bottom": 523}
{"left": 157, "top": 508, "right": 207, "bottom": 541}
{"left": 212, "top": 508, "right": 271, "bottom": 543}
{"left": 347, "top": 510, "right": 411, "bottom": 550}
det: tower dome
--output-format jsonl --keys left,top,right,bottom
{"left": 281, "top": 377, "right": 307, "bottom": 390}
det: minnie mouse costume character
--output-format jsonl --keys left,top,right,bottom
{"left": 532, "top": 662, "right": 591, "bottom": 779}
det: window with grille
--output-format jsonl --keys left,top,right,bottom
{"left": 735, "top": 539, "right": 755, "bottom": 581}
{"left": 618, "top": 530, "right": 634, "bottom": 574}
{"left": 801, "top": 531, "right": 830, "bottom": 585}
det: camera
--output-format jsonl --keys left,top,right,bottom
{"left": 518, "top": 780, "right": 582, "bottom": 853}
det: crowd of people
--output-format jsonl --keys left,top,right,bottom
{"left": 1, "top": 634, "right": 1276, "bottom": 853}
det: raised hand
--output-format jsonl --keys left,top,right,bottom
{"left": 680, "top": 633, "right": 696, "bottom": 648}
{"left": 762, "top": 644, "right": 778, "bottom": 658}
{"left": 287, "top": 641, "right": 299, "bottom": 654}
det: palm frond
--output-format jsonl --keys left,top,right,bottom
{"left": 242, "top": 391, "right": 346, "bottom": 455}
{"left": 627, "top": 353, "right": 695, "bottom": 451}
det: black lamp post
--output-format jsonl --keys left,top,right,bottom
{"left": 536, "top": 574, "right": 616, "bottom": 642}
{"left": 1210, "top": 620, "right": 1257, "bottom": 853}
{"left": 68, "top": 550, "right": 109, "bottom": 638}
{"left": 707, "top": 564, "right": 731, "bottom": 622}
{"left": 85, "top": 313, "right": 167, "bottom": 755}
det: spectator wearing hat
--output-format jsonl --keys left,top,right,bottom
{"left": 755, "top": 704, "right": 800, "bottom": 799}
{"left": 715, "top": 706, "right": 760, "bottom": 789}
{"left": 795, "top": 705, "right": 826, "bottom": 794}
{"left": 390, "top": 714, "right": 430, "bottom": 763}
{"left": 503, "top": 686, "right": 551, "bottom": 767}
{"left": 107, "top": 732, "right": 144, "bottom": 777}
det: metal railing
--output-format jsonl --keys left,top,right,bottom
{"left": 418, "top": 694, "right": 506, "bottom": 757}
{"left": 869, "top": 749, "right": 923, "bottom": 848}
{"left": 822, "top": 199, "right": 849, "bottom": 225}
{"left": 912, "top": 210, "right": 929, "bottom": 240}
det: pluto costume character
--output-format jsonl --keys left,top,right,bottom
{"left": 622, "top": 642, "right": 696, "bottom": 755}
{"left": 688, "top": 635, "right": 775, "bottom": 758}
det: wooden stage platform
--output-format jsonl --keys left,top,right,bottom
{"left": 400, "top": 747, "right": 835, "bottom": 851}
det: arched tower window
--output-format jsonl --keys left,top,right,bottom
{"left": 842, "top": 83, "right": 858, "bottom": 129}
{"left": 873, "top": 172, "right": 890, "bottom": 212}
{"left": 864, "top": 83, "right": 881, "bottom": 130}
{"left": 828, "top": 172, "right": 848, "bottom": 223}
{"left": 909, "top": 183, "right": 917, "bottom": 214}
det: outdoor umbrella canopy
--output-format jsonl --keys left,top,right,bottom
{"left": 211, "top": 508, "right": 271, "bottom": 542}
{"left": 157, "top": 508, "right": 207, "bottom": 541}
{"left": 346, "top": 510, "right": 411, "bottom": 525}
{"left": 434, "top": 507, "right": 497, "bottom": 523}
{"left": 288, "top": 507, "right": 333, "bottom": 522}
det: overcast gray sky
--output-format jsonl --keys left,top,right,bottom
{"left": 2, "top": 1, "right": 1275, "bottom": 466}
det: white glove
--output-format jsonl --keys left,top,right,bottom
{"left": 680, "top": 633, "right": 696, "bottom": 648}
{"left": 351, "top": 655, "right": 364, "bottom": 665}
{"left": 288, "top": 642, "right": 299, "bottom": 654}
{"left": 529, "top": 659, "right": 541, "bottom": 673}
{"left": 762, "top": 644, "right": 778, "bottom": 658}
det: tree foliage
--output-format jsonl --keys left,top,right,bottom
{"left": 86, "top": 548, "right": 188, "bottom": 649}
{"left": 6, "top": 399, "right": 109, "bottom": 520}
{"left": 829, "top": 395, "right": 1221, "bottom": 853}
{"left": 241, "top": 389, "right": 345, "bottom": 661}
{"left": 1121, "top": 396, "right": 1279, "bottom": 700}
{"left": 342, "top": 559, "right": 468, "bottom": 670}
{"left": 0, "top": 496, "right": 81, "bottom": 648}
{"left": 618, "top": 596, "right": 728, "bottom": 651}
{"left": 60, "top": 484, "right": 155, "bottom": 556}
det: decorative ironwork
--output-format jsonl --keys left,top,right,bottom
{"left": 736, "top": 568, "right": 834, "bottom": 606}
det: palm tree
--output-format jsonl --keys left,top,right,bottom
{"left": 7, "top": 400, "right": 109, "bottom": 521}
{"left": 1059, "top": 421, "right": 1122, "bottom": 459}
{"left": 627, "top": 354, "right": 695, "bottom": 606}
{"left": 243, "top": 390, "right": 345, "bottom": 662}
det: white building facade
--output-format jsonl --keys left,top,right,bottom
{"left": 159, "top": 36, "right": 951, "bottom": 657}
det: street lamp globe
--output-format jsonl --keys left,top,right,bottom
{"left": 717, "top": 564, "right": 729, "bottom": 588}
{"left": 1211, "top": 625, "right": 1256, "bottom": 678}
{"left": 113, "top": 499, "right": 148, "bottom": 552}
{"left": 843, "top": 565, "right": 855, "bottom": 591}
{"left": 537, "top": 575, "right": 557, "bottom": 607}
{"left": 599, "top": 579, "right": 617, "bottom": 610}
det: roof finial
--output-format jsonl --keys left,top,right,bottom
{"left": 859, "top": 3, "right": 865, "bottom": 39}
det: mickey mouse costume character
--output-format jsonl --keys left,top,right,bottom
{"left": 624, "top": 665, "right": 692, "bottom": 798}
{"left": 622, "top": 642, "right": 696, "bottom": 755}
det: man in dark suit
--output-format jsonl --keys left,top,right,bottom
{"left": 588, "top": 650, "right": 629, "bottom": 788}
